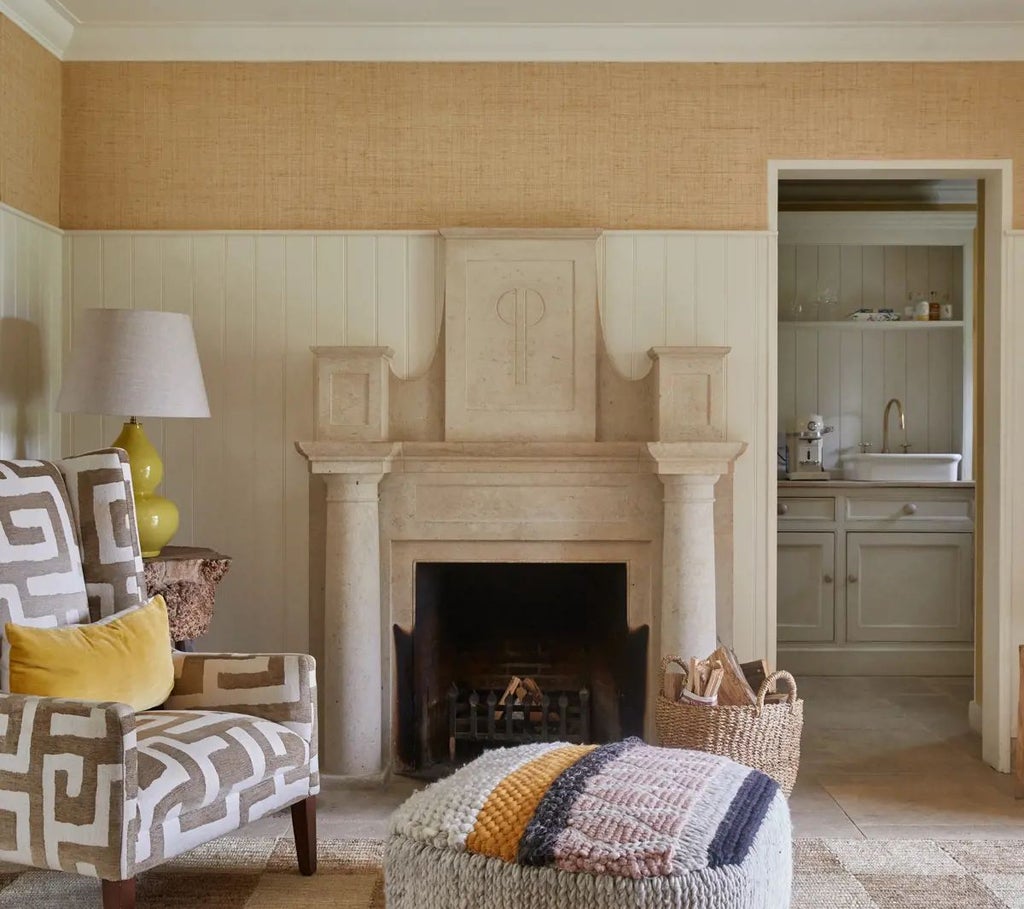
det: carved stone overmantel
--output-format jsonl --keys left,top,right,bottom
{"left": 441, "top": 228, "right": 601, "bottom": 442}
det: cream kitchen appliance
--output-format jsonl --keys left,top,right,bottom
{"left": 785, "top": 414, "right": 834, "bottom": 480}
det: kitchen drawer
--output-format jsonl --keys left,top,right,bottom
{"left": 777, "top": 497, "right": 836, "bottom": 521}
{"left": 845, "top": 497, "right": 972, "bottom": 523}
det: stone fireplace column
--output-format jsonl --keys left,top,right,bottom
{"left": 659, "top": 474, "right": 720, "bottom": 662}
{"left": 322, "top": 470, "right": 388, "bottom": 777}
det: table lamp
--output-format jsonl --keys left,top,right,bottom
{"left": 57, "top": 309, "right": 210, "bottom": 557}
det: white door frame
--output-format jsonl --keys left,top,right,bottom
{"left": 766, "top": 159, "right": 1014, "bottom": 772}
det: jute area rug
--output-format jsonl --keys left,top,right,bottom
{"left": 3, "top": 837, "right": 1024, "bottom": 907}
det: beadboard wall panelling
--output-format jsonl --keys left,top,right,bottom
{"left": 63, "top": 231, "right": 443, "bottom": 655}
{"left": 63, "top": 229, "right": 769, "bottom": 661}
{"left": 0, "top": 205, "right": 62, "bottom": 459}
{"left": 778, "top": 324, "right": 964, "bottom": 472}
{"left": 779, "top": 245, "right": 964, "bottom": 321}
{"left": 60, "top": 62, "right": 1024, "bottom": 232}
{"left": 601, "top": 231, "right": 771, "bottom": 659}
{"left": 0, "top": 15, "right": 61, "bottom": 227}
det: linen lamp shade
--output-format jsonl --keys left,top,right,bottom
{"left": 57, "top": 309, "right": 210, "bottom": 556}
{"left": 57, "top": 309, "right": 209, "bottom": 419}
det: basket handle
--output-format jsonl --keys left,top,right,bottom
{"left": 756, "top": 670, "right": 799, "bottom": 716}
{"left": 659, "top": 655, "right": 690, "bottom": 696}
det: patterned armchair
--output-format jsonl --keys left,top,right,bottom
{"left": 0, "top": 451, "right": 318, "bottom": 909}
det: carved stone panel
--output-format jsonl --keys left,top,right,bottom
{"left": 443, "top": 229, "right": 600, "bottom": 441}
{"left": 313, "top": 346, "right": 393, "bottom": 441}
{"left": 648, "top": 347, "right": 729, "bottom": 441}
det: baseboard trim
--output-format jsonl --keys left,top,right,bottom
{"left": 778, "top": 645, "right": 973, "bottom": 677}
{"left": 318, "top": 769, "right": 390, "bottom": 789}
{"left": 969, "top": 698, "right": 983, "bottom": 734}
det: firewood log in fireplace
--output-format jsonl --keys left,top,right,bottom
{"left": 494, "top": 675, "right": 551, "bottom": 722}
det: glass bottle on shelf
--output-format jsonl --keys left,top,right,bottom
{"left": 815, "top": 286, "right": 838, "bottom": 321}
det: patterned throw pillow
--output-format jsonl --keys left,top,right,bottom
{"left": 57, "top": 449, "right": 147, "bottom": 621}
{"left": 0, "top": 459, "right": 91, "bottom": 690}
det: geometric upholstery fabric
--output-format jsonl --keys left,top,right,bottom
{"left": 0, "top": 458, "right": 90, "bottom": 631}
{"left": 133, "top": 710, "right": 311, "bottom": 872}
{"left": 136, "top": 709, "right": 309, "bottom": 819}
{"left": 0, "top": 694, "right": 134, "bottom": 879}
{"left": 56, "top": 449, "right": 147, "bottom": 621}
{"left": 0, "top": 459, "right": 90, "bottom": 690}
{"left": 164, "top": 652, "right": 321, "bottom": 795}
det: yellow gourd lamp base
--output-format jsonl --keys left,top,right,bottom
{"left": 113, "top": 419, "right": 179, "bottom": 558}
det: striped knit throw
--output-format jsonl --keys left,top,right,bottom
{"left": 391, "top": 738, "right": 781, "bottom": 879}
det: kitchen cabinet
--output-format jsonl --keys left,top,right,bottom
{"left": 778, "top": 532, "right": 835, "bottom": 642}
{"left": 846, "top": 532, "right": 973, "bottom": 643}
{"left": 777, "top": 482, "right": 974, "bottom": 675}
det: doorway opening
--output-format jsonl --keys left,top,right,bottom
{"left": 767, "top": 161, "right": 1012, "bottom": 773}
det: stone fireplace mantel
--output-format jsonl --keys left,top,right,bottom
{"left": 296, "top": 229, "right": 747, "bottom": 777}
{"left": 297, "top": 440, "right": 745, "bottom": 476}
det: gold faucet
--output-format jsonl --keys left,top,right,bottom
{"left": 882, "top": 398, "right": 909, "bottom": 453}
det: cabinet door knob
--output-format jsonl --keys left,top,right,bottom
{"left": 778, "top": 503, "right": 789, "bottom": 515}
{"left": 823, "top": 574, "right": 833, "bottom": 584}
{"left": 903, "top": 503, "right": 918, "bottom": 515}
{"left": 848, "top": 574, "right": 858, "bottom": 584}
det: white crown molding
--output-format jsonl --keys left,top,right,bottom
{"left": 61, "top": 21, "right": 1024, "bottom": 62}
{"left": 0, "top": 0, "right": 74, "bottom": 57}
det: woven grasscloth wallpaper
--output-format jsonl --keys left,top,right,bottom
{"left": 60, "top": 61, "right": 1024, "bottom": 231}
{"left": 0, "top": 16, "right": 61, "bottom": 226}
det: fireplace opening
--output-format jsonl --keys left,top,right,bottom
{"left": 394, "top": 561, "right": 648, "bottom": 775}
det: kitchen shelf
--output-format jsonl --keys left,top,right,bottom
{"left": 782, "top": 321, "right": 964, "bottom": 330}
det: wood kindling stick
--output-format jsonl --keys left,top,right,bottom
{"left": 704, "top": 665, "right": 725, "bottom": 700}
{"left": 680, "top": 657, "right": 724, "bottom": 699}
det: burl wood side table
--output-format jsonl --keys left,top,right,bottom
{"left": 143, "top": 546, "right": 230, "bottom": 651}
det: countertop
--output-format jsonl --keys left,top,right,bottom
{"left": 778, "top": 478, "right": 975, "bottom": 489}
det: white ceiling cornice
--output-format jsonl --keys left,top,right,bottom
{"left": 59, "top": 22, "right": 1024, "bottom": 63}
{"left": 0, "top": 0, "right": 74, "bottom": 56}
{"left": 6, "top": 3, "right": 1024, "bottom": 62}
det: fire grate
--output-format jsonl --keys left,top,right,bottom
{"left": 447, "top": 682, "right": 590, "bottom": 761}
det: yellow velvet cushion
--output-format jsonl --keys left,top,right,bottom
{"left": 5, "top": 595, "right": 175, "bottom": 710}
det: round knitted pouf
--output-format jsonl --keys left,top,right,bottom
{"left": 385, "top": 739, "right": 791, "bottom": 909}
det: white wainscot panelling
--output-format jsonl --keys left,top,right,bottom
{"left": 63, "top": 229, "right": 771, "bottom": 664}
{"left": 63, "top": 231, "right": 443, "bottom": 655}
{"left": 778, "top": 323, "right": 964, "bottom": 471}
{"left": 778, "top": 244, "right": 963, "bottom": 321}
{"left": 601, "top": 231, "right": 772, "bottom": 660}
{"left": 0, "top": 205, "right": 63, "bottom": 460}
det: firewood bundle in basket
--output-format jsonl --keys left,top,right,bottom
{"left": 656, "top": 646, "right": 804, "bottom": 796}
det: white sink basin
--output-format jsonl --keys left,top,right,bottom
{"left": 842, "top": 453, "right": 962, "bottom": 482}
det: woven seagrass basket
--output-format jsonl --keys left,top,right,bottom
{"left": 655, "top": 656, "right": 804, "bottom": 796}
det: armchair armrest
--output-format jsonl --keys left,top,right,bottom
{"left": 0, "top": 693, "right": 137, "bottom": 880}
{"left": 164, "top": 653, "right": 318, "bottom": 790}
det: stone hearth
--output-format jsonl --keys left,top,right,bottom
{"left": 298, "top": 229, "right": 745, "bottom": 777}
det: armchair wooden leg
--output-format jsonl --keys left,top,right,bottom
{"left": 101, "top": 878, "right": 136, "bottom": 909}
{"left": 291, "top": 794, "right": 318, "bottom": 875}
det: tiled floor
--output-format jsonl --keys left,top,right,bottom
{"left": 265, "top": 676, "right": 1023, "bottom": 842}
{"left": 790, "top": 675, "right": 1024, "bottom": 840}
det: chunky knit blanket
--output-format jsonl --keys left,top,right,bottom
{"left": 391, "top": 738, "right": 781, "bottom": 879}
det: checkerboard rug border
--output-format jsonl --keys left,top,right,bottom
{"left": 794, "top": 839, "right": 1024, "bottom": 908}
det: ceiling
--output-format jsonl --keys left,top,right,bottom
{"left": 44, "top": 0, "right": 1024, "bottom": 26}
{"left": 6, "top": 0, "right": 1023, "bottom": 61}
